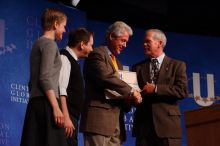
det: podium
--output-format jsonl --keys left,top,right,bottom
{"left": 184, "top": 104, "right": 220, "bottom": 146}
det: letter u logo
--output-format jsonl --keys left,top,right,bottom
{"left": 193, "top": 73, "right": 215, "bottom": 106}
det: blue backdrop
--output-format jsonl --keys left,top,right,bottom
{"left": 1, "top": 0, "right": 220, "bottom": 146}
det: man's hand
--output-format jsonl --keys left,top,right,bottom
{"left": 64, "top": 117, "right": 75, "bottom": 138}
{"left": 143, "top": 82, "right": 156, "bottom": 94}
{"left": 132, "top": 90, "right": 142, "bottom": 104}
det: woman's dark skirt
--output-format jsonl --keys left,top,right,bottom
{"left": 20, "top": 96, "right": 67, "bottom": 146}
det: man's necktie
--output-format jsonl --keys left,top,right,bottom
{"left": 151, "top": 58, "right": 159, "bottom": 83}
{"left": 110, "top": 54, "right": 119, "bottom": 70}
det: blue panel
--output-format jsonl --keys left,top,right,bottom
{"left": 0, "top": 0, "right": 86, "bottom": 145}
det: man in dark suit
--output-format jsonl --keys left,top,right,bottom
{"left": 59, "top": 28, "right": 93, "bottom": 146}
{"left": 132, "top": 29, "right": 188, "bottom": 146}
{"left": 80, "top": 21, "right": 142, "bottom": 146}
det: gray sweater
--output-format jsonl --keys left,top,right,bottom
{"left": 29, "top": 37, "right": 61, "bottom": 98}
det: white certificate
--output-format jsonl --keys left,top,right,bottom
{"left": 118, "top": 70, "right": 140, "bottom": 91}
{"left": 105, "top": 70, "right": 140, "bottom": 99}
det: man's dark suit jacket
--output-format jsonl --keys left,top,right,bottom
{"left": 132, "top": 56, "right": 188, "bottom": 139}
{"left": 80, "top": 45, "right": 132, "bottom": 141}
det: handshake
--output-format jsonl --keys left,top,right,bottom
{"left": 105, "top": 88, "right": 142, "bottom": 104}
{"left": 127, "top": 89, "right": 142, "bottom": 104}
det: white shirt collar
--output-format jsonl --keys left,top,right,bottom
{"left": 66, "top": 46, "right": 79, "bottom": 61}
{"left": 152, "top": 53, "right": 165, "bottom": 65}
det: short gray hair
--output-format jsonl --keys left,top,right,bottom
{"left": 146, "top": 29, "right": 167, "bottom": 47}
{"left": 106, "top": 21, "right": 133, "bottom": 38}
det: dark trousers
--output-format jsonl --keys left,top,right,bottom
{"left": 135, "top": 129, "right": 181, "bottom": 146}
{"left": 67, "top": 115, "right": 78, "bottom": 146}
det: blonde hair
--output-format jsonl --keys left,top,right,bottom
{"left": 41, "top": 8, "right": 67, "bottom": 31}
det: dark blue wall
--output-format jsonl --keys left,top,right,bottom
{"left": 1, "top": 0, "right": 220, "bottom": 146}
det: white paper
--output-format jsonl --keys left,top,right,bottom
{"left": 118, "top": 70, "right": 140, "bottom": 91}
{"left": 105, "top": 70, "right": 140, "bottom": 99}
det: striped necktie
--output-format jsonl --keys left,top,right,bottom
{"left": 151, "top": 58, "right": 159, "bottom": 83}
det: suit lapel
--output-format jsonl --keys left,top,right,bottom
{"left": 157, "top": 56, "right": 170, "bottom": 83}
{"left": 116, "top": 59, "right": 123, "bottom": 70}
{"left": 141, "top": 59, "right": 151, "bottom": 83}
{"left": 103, "top": 46, "right": 117, "bottom": 72}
